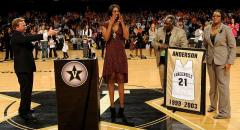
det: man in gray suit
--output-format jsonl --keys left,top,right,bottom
{"left": 152, "top": 15, "right": 188, "bottom": 92}
{"left": 203, "top": 10, "right": 236, "bottom": 119}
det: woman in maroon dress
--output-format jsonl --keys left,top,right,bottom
{"left": 101, "top": 4, "right": 129, "bottom": 123}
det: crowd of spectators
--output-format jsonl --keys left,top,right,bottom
{"left": 0, "top": 8, "right": 240, "bottom": 60}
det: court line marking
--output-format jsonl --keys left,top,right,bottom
{"left": 146, "top": 97, "right": 205, "bottom": 130}
{"left": 1, "top": 87, "right": 164, "bottom": 129}
{"left": 0, "top": 94, "right": 22, "bottom": 101}
{"left": 135, "top": 115, "right": 169, "bottom": 128}
{"left": 0, "top": 93, "right": 40, "bottom": 129}
{"left": 0, "top": 89, "right": 136, "bottom": 130}
{"left": 3, "top": 101, "right": 35, "bottom": 130}
{"left": 37, "top": 121, "right": 143, "bottom": 130}
{"left": 100, "top": 90, "right": 130, "bottom": 115}
{"left": 100, "top": 121, "right": 143, "bottom": 130}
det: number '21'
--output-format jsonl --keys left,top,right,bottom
{"left": 179, "top": 78, "right": 187, "bottom": 86}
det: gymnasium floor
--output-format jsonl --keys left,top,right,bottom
{"left": 0, "top": 49, "right": 239, "bottom": 130}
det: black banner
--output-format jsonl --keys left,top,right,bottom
{"left": 54, "top": 59, "right": 100, "bottom": 130}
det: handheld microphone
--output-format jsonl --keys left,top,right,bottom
{"left": 115, "top": 15, "right": 119, "bottom": 22}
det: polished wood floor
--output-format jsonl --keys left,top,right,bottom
{"left": 0, "top": 49, "right": 239, "bottom": 130}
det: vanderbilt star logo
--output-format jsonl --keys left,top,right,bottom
{"left": 67, "top": 66, "right": 82, "bottom": 81}
{"left": 61, "top": 61, "right": 88, "bottom": 87}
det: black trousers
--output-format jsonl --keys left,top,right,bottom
{"left": 16, "top": 72, "right": 33, "bottom": 115}
{"left": 35, "top": 43, "right": 39, "bottom": 59}
{"left": 5, "top": 44, "right": 13, "bottom": 60}
{"left": 63, "top": 52, "right": 69, "bottom": 58}
{"left": 49, "top": 48, "right": 58, "bottom": 58}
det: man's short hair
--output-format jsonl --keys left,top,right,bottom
{"left": 12, "top": 17, "right": 25, "bottom": 30}
{"left": 164, "top": 15, "right": 176, "bottom": 25}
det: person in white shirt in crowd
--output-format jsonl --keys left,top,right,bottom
{"left": 76, "top": 35, "right": 82, "bottom": 50}
{"left": 69, "top": 28, "right": 75, "bottom": 38}
{"left": 82, "top": 35, "right": 90, "bottom": 58}
{"left": 82, "top": 24, "right": 92, "bottom": 38}
{"left": 70, "top": 36, "right": 78, "bottom": 50}
{"left": 148, "top": 23, "right": 157, "bottom": 56}
{"left": 194, "top": 23, "right": 204, "bottom": 48}
{"left": 30, "top": 27, "right": 40, "bottom": 60}
{"left": 134, "top": 23, "right": 145, "bottom": 59}
{"left": 48, "top": 35, "right": 58, "bottom": 59}
{"left": 38, "top": 25, "right": 48, "bottom": 61}
{"left": 62, "top": 40, "right": 69, "bottom": 59}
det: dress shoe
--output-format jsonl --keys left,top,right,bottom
{"left": 207, "top": 106, "right": 216, "bottom": 112}
{"left": 19, "top": 109, "right": 35, "bottom": 115}
{"left": 118, "top": 107, "right": 134, "bottom": 126}
{"left": 213, "top": 114, "right": 231, "bottom": 119}
{"left": 19, "top": 113, "right": 38, "bottom": 123}
{"left": 30, "top": 109, "right": 35, "bottom": 113}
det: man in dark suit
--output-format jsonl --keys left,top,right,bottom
{"left": 11, "top": 17, "right": 58, "bottom": 122}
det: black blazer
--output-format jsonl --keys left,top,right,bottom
{"left": 11, "top": 30, "right": 43, "bottom": 73}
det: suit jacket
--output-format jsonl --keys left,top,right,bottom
{"left": 203, "top": 23, "right": 236, "bottom": 65}
{"left": 152, "top": 26, "right": 188, "bottom": 66}
{"left": 11, "top": 31, "right": 44, "bottom": 73}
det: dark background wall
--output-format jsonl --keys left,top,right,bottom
{"left": 1, "top": 0, "right": 239, "bottom": 13}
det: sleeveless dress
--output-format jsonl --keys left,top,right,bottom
{"left": 102, "top": 22, "right": 128, "bottom": 83}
